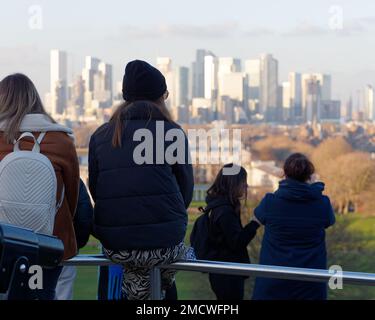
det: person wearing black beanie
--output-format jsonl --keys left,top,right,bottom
{"left": 89, "top": 60, "right": 194, "bottom": 300}
{"left": 122, "top": 60, "right": 168, "bottom": 102}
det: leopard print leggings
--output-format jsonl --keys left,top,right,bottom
{"left": 104, "top": 242, "right": 187, "bottom": 300}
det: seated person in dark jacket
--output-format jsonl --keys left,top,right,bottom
{"left": 89, "top": 60, "right": 194, "bottom": 300}
{"left": 204, "top": 164, "right": 260, "bottom": 300}
{"left": 252, "top": 153, "right": 336, "bottom": 300}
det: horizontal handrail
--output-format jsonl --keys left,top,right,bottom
{"left": 158, "top": 260, "right": 375, "bottom": 286}
{"left": 63, "top": 254, "right": 375, "bottom": 287}
{"left": 63, "top": 254, "right": 114, "bottom": 266}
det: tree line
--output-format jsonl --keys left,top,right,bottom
{"left": 251, "top": 135, "right": 375, "bottom": 216}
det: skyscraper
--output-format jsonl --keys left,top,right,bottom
{"left": 218, "top": 57, "right": 241, "bottom": 78}
{"left": 99, "top": 62, "right": 113, "bottom": 100}
{"left": 244, "top": 59, "right": 260, "bottom": 100}
{"left": 93, "top": 62, "right": 113, "bottom": 108}
{"left": 192, "top": 49, "right": 208, "bottom": 98}
{"left": 302, "top": 73, "right": 331, "bottom": 109}
{"left": 345, "top": 96, "right": 353, "bottom": 121}
{"left": 288, "top": 72, "right": 302, "bottom": 120}
{"left": 175, "top": 66, "right": 189, "bottom": 107}
{"left": 217, "top": 57, "right": 242, "bottom": 115}
{"left": 156, "top": 57, "right": 174, "bottom": 112}
{"left": 81, "top": 56, "right": 113, "bottom": 112}
{"left": 204, "top": 53, "right": 218, "bottom": 101}
{"left": 82, "top": 56, "right": 101, "bottom": 92}
{"left": 282, "top": 81, "right": 291, "bottom": 121}
{"left": 305, "top": 77, "right": 322, "bottom": 124}
{"left": 365, "top": 85, "right": 375, "bottom": 121}
{"left": 302, "top": 73, "right": 331, "bottom": 122}
{"left": 68, "top": 75, "right": 85, "bottom": 117}
{"left": 259, "top": 54, "right": 279, "bottom": 121}
{"left": 220, "top": 72, "right": 245, "bottom": 102}
{"left": 50, "top": 49, "right": 67, "bottom": 115}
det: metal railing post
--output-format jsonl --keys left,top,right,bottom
{"left": 150, "top": 266, "right": 162, "bottom": 300}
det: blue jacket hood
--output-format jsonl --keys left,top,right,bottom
{"left": 274, "top": 179, "right": 325, "bottom": 202}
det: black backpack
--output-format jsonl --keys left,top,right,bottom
{"left": 190, "top": 207, "right": 213, "bottom": 260}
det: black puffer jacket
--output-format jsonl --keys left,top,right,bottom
{"left": 206, "top": 195, "right": 260, "bottom": 264}
{"left": 88, "top": 101, "right": 194, "bottom": 250}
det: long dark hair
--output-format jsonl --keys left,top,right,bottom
{"left": 206, "top": 164, "right": 248, "bottom": 215}
{"left": 110, "top": 97, "right": 172, "bottom": 148}
{"left": 0, "top": 73, "right": 55, "bottom": 143}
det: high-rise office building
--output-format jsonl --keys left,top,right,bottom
{"left": 50, "top": 49, "right": 68, "bottom": 115}
{"left": 244, "top": 59, "right": 260, "bottom": 116}
{"left": 302, "top": 73, "right": 331, "bottom": 122}
{"left": 81, "top": 57, "right": 113, "bottom": 112}
{"left": 217, "top": 57, "right": 242, "bottom": 115}
{"left": 175, "top": 66, "right": 190, "bottom": 123}
{"left": 82, "top": 56, "right": 101, "bottom": 92}
{"left": 156, "top": 57, "right": 173, "bottom": 75}
{"left": 204, "top": 53, "right": 218, "bottom": 101}
{"left": 244, "top": 59, "right": 260, "bottom": 100}
{"left": 365, "top": 85, "right": 375, "bottom": 121}
{"left": 282, "top": 81, "right": 291, "bottom": 121}
{"left": 192, "top": 49, "right": 208, "bottom": 98}
{"left": 157, "top": 57, "right": 174, "bottom": 112}
{"left": 218, "top": 57, "right": 241, "bottom": 74}
{"left": 99, "top": 62, "right": 113, "bottom": 98}
{"left": 302, "top": 73, "right": 331, "bottom": 109}
{"left": 345, "top": 97, "right": 353, "bottom": 121}
{"left": 305, "top": 77, "right": 322, "bottom": 124}
{"left": 288, "top": 72, "right": 302, "bottom": 120}
{"left": 68, "top": 75, "right": 85, "bottom": 117}
{"left": 220, "top": 72, "right": 245, "bottom": 102}
{"left": 175, "top": 66, "right": 189, "bottom": 107}
{"left": 259, "top": 54, "right": 279, "bottom": 121}
{"left": 92, "top": 62, "right": 113, "bottom": 108}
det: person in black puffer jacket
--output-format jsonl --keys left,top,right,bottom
{"left": 88, "top": 60, "right": 194, "bottom": 300}
{"left": 204, "top": 164, "right": 260, "bottom": 300}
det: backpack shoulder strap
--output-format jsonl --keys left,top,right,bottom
{"left": 13, "top": 132, "right": 41, "bottom": 153}
{"left": 56, "top": 184, "right": 65, "bottom": 211}
{"left": 37, "top": 132, "right": 46, "bottom": 144}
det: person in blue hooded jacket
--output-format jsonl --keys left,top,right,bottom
{"left": 252, "top": 153, "right": 335, "bottom": 300}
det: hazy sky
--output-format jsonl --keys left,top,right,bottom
{"left": 1, "top": 0, "right": 375, "bottom": 101}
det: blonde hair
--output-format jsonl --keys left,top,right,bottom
{"left": 0, "top": 73, "right": 55, "bottom": 143}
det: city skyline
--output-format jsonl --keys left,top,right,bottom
{"left": 48, "top": 48, "right": 374, "bottom": 125}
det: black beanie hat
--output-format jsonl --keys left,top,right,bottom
{"left": 122, "top": 60, "right": 167, "bottom": 102}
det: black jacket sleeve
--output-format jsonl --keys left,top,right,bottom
{"left": 325, "top": 196, "right": 336, "bottom": 228}
{"left": 88, "top": 134, "right": 98, "bottom": 202}
{"left": 172, "top": 132, "right": 194, "bottom": 208}
{"left": 74, "top": 180, "right": 94, "bottom": 249}
{"left": 215, "top": 208, "right": 260, "bottom": 252}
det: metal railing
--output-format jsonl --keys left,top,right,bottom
{"left": 63, "top": 254, "right": 375, "bottom": 300}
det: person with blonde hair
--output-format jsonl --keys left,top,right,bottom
{"left": 0, "top": 73, "right": 80, "bottom": 300}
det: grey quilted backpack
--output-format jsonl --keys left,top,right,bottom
{"left": 0, "top": 132, "right": 64, "bottom": 234}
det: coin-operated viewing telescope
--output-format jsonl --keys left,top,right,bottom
{"left": 0, "top": 223, "right": 64, "bottom": 300}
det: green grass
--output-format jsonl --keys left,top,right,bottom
{"left": 72, "top": 213, "right": 375, "bottom": 300}
{"left": 326, "top": 215, "right": 375, "bottom": 300}
{"left": 73, "top": 238, "right": 101, "bottom": 300}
